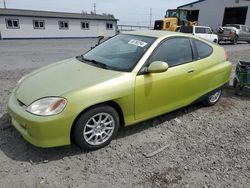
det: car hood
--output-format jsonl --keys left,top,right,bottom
{"left": 15, "top": 58, "right": 124, "bottom": 106}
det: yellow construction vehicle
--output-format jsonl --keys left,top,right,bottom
{"left": 154, "top": 9, "right": 199, "bottom": 31}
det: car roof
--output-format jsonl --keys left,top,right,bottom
{"left": 122, "top": 30, "right": 186, "bottom": 39}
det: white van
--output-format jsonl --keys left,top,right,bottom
{"left": 179, "top": 26, "right": 218, "bottom": 43}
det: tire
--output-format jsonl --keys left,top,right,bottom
{"left": 213, "top": 39, "right": 218, "bottom": 44}
{"left": 231, "top": 36, "right": 238, "bottom": 45}
{"left": 233, "top": 77, "right": 238, "bottom": 88}
{"left": 73, "top": 105, "right": 120, "bottom": 150}
{"left": 203, "top": 90, "right": 222, "bottom": 106}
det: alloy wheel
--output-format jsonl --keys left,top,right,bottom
{"left": 208, "top": 90, "right": 221, "bottom": 103}
{"left": 83, "top": 113, "right": 115, "bottom": 146}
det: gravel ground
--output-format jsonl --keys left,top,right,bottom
{"left": 0, "top": 39, "right": 249, "bottom": 188}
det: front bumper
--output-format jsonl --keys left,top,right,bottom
{"left": 7, "top": 92, "right": 73, "bottom": 148}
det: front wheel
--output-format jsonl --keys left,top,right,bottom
{"left": 203, "top": 90, "right": 222, "bottom": 106}
{"left": 73, "top": 105, "right": 120, "bottom": 150}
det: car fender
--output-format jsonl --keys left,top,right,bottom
{"left": 62, "top": 73, "right": 137, "bottom": 128}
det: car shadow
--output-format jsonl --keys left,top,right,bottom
{"left": 0, "top": 87, "right": 248, "bottom": 163}
{"left": 116, "top": 102, "right": 203, "bottom": 139}
{"left": 0, "top": 103, "right": 202, "bottom": 164}
{"left": 0, "top": 113, "right": 84, "bottom": 164}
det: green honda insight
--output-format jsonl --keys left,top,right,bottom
{"left": 8, "top": 31, "right": 232, "bottom": 150}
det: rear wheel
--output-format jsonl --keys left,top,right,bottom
{"left": 203, "top": 90, "right": 222, "bottom": 106}
{"left": 73, "top": 105, "right": 120, "bottom": 150}
{"left": 231, "top": 36, "right": 238, "bottom": 45}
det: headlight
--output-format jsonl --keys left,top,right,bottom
{"left": 26, "top": 97, "right": 67, "bottom": 116}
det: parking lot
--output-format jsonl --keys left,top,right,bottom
{"left": 0, "top": 39, "right": 249, "bottom": 188}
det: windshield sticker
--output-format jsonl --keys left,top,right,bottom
{"left": 128, "top": 40, "right": 148, "bottom": 47}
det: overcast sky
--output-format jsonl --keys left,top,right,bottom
{"left": 1, "top": 0, "right": 193, "bottom": 26}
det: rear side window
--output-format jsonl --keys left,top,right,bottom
{"left": 194, "top": 39, "right": 213, "bottom": 59}
{"left": 149, "top": 37, "right": 193, "bottom": 67}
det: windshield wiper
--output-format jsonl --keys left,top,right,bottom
{"left": 80, "top": 56, "right": 108, "bottom": 69}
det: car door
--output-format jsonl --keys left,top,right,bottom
{"left": 240, "top": 26, "right": 246, "bottom": 40}
{"left": 204, "top": 28, "right": 212, "bottom": 41}
{"left": 134, "top": 37, "right": 199, "bottom": 120}
{"left": 245, "top": 26, "right": 250, "bottom": 42}
{"left": 239, "top": 25, "right": 247, "bottom": 41}
{"left": 206, "top": 28, "right": 216, "bottom": 42}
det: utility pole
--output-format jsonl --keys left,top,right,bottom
{"left": 149, "top": 8, "right": 152, "bottom": 27}
{"left": 3, "top": 0, "right": 6, "bottom": 8}
{"left": 93, "top": 3, "right": 96, "bottom": 14}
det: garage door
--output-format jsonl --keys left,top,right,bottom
{"left": 222, "top": 7, "right": 248, "bottom": 26}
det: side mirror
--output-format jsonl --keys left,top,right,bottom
{"left": 147, "top": 61, "right": 169, "bottom": 73}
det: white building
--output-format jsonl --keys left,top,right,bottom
{"left": 0, "top": 8, "right": 118, "bottom": 40}
{"left": 178, "top": 0, "right": 250, "bottom": 30}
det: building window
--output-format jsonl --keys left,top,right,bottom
{"left": 106, "top": 23, "right": 113, "bottom": 30}
{"left": 6, "top": 19, "right": 20, "bottom": 29}
{"left": 81, "top": 22, "right": 89, "bottom": 30}
{"left": 33, "top": 20, "right": 45, "bottom": 29}
{"left": 59, "top": 21, "right": 69, "bottom": 30}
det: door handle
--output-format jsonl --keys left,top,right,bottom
{"left": 187, "top": 68, "right": 195, "bottom": 73}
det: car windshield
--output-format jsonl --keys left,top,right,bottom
{"left": 80, "top": 34, "right": 156, "bottom": 72}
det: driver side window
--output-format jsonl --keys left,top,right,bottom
{"left": 148, "top": 37, "right": 193, "bottom": 67}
